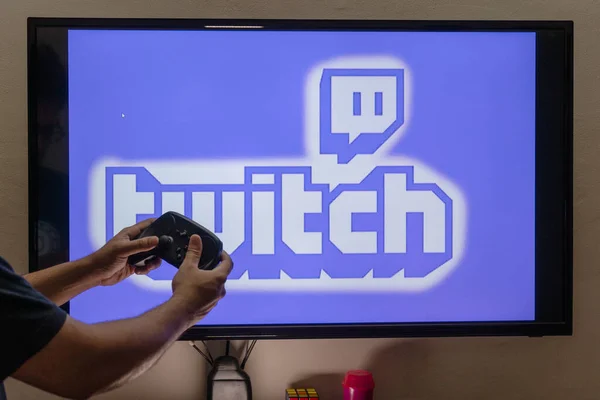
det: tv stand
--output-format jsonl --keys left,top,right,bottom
{"left": 206, "top": 354, "right": 252, "bottom": 400}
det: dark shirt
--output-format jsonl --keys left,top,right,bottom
{"left": 0, "top": 258, "right": 67, "bottom": 400}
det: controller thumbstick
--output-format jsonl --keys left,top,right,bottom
{"left": 158, "top": 235, "right": 173, "bottom": 249}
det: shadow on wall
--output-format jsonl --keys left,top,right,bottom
{"left": 292, "top": 373, "right": 347, "bottom": 398}
{"left": 291, "top": 340, "right": 433, "bottom": 400}
{"left": 290, "top": 337, "right": 569, "bottom": 400}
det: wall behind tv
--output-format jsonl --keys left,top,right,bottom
{"left": 0, "top": 0, "right": 592, "bottom": 399}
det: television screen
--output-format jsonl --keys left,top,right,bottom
{"left": 28, "top": 19, "right": 573, "bottom": 339}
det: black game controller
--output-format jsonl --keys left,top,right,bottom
{"left": 127, "top": 211, "right": 223, "bottom": 270}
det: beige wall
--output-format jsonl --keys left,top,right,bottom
{"left": 0, "top": 0, "right": 593, "bottom": 399}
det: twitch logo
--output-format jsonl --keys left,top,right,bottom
{"left": 320, "top": 68, "right": 404, "bottom": 163}
{"left": 88, "top": 56, "right": 467, "bottom": 293}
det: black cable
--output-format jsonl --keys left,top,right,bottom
{"left": 189, "top": 341, "right": 213, "bottom": 366}
{"left": 240, "top": 340, "right": 257, "bottom": 370}
{"left": 225, "top": 340, "right": 231, "bottom": 356}
{"left": 202, "top": 341, "right": 214, "bottom": 363}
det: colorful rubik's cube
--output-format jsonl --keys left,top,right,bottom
{"left": 286, "top": 388, "right": 319, "bottom": 399}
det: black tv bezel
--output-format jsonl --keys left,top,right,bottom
{"left": 27, "top": 18, "right": 573, "bottom": 340}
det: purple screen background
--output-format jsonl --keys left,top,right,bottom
{"left": 68, "top": 30, "right": 536, "bottom": 325}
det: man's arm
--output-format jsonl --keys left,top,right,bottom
{"left": 10, "top": 236, "right": 231, "bottom": 400}
{"left": 23, "top": 258, "right": 98, "bottom": 306}
{"left": 12, "top": 295, "right": 195, "bottom": 399}
{"left": 24, "top": 219, "right": 162, "bottom": 306}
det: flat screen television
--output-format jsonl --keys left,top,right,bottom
{"left": 28, "top": 18, "right": 573, "bottom": 340}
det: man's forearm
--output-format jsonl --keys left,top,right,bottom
{"left": 13, "top": 295, "right": 197, "bottom": 399}
{"left": 87, "top": 295, "right": 197, "bottom": 395}
{"left": 24, "top": 257, "right": 98, "bottom": 306}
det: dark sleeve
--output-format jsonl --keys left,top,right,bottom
{"left": 0, "top": 257, "right": 67, "bottom": 381}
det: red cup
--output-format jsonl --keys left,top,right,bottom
{"left": 343, "top": 370, "right": 375, "bottom": 400}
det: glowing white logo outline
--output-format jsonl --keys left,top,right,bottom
{"left": 87, "top": 55, "right": 468, "bottom": 293}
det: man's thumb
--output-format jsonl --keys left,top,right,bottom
{"left": 183, "top": 235, "right": 203, "bottom": 268}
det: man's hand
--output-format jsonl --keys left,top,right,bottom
{"left": 89, "top": 218, "right": 162, "bottom": 286}
{"left": 171, "top": 234, "right": 233, "bottom": 322}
